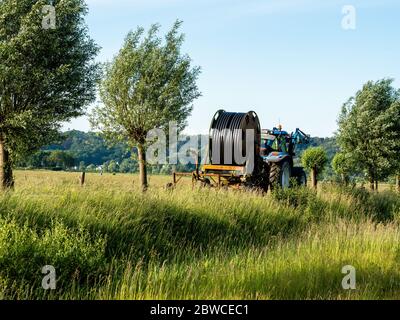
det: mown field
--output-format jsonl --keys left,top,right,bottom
{"left": 0, "top": 170, "right": 400, "bottom": 300}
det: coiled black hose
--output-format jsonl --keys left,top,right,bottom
{"left": 209, "top": 110, "right": 261, "bottom": 165}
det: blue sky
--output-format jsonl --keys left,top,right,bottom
{"left": 63, "top": 0, "right": 400, "bottom": 137}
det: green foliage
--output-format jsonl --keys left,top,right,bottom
{"left": 107, "top": 160, "right": 119, "bottom": 173}
{"left": 332, "top": 152, "right": 355, "bottom": 183}
{"left": 301, "top": 147, "right": 328, "bottom": 174}
{"left": 119, "top": 158, "right": 138, "bottom": 173}
{"left": 17, "top": 150, "right": 75, "bottom": 170}
{"left": 47, "top": 150, "right": 75, "bottom": 169}
{"left": 57, "top": 131, "right": 131, "bottom": 166}
{"left": 296, "top": 137, "right": 338, "bottom": 161}
{"left": 272, "top": 185, "right": 320, "bottom": 210}
{"left": 295, "top": 137, "right": 339, "bottom": 180}
{"left": 332, "top": 153, "right": 350, "bottom": 175}
{"left": 17, "top": 131, "right": 131, "bottom": 169}
{"left": 90, "top": 20, "right": 201, "bottom": 189}
{"left": 90, "top": 20, "right": 201, "bottom": 147}
{"left": 78, "top": 161, "right": 86, "bottom": 171}
{"left": 337, "top": 79, "right": 400, "bottom": 184}
{"left": 86, "top": 164, "right": 96, "bottom": 172}
{"left": 0, "top": 0, "right": 99, "bottom": 162}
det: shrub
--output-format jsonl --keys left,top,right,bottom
{"left": 301, "top": 147, "right": 328, "bottom": 188}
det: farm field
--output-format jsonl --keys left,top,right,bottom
{"left": 0, "top": 170, "right": 400, "bottom": 300}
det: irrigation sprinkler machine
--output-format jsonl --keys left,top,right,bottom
{"left": 172, "top": 110, "right": 310, "bottom": 192}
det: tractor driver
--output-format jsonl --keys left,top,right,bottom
{"left": 272, "top": 135, "right": 288, "bottom": 153}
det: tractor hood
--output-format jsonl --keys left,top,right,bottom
{"left": 263, "top": 152, "right": 290, "bottom": 163}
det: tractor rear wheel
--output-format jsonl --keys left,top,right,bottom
{"left": 269, "top": 161, "right": 291, "bottom": 190}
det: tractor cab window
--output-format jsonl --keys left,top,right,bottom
{"left": 261, "top": 132, "right": 289, "bottom": 154}
{"left": 261, "top": 134, "right": 275, "bottom": 155}
{"left": 272, "top": 135, "right": 287, "bottom": 153}
{"left": 263, "top": 134, "right": 275, "bottom": 146}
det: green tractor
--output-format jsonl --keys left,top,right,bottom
{"left": 261, "top": 126, "right": 310, "bottom": 189}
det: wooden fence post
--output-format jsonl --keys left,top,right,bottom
{"left": 80, "top": 171, "right": 86, "bottom": 186}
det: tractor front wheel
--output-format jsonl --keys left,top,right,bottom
{"left": 269, "top": 161, "right": 291, "bottom": 190}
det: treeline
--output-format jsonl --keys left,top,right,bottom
{"left": 16, "top": 131, "right": 130, "bottom": 170}
{"left": 16, "top": 130, "right": 337, "bottom": 176}
{"left": 16, "top": 130, "right": 200, "bottom": 174}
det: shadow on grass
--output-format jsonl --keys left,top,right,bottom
{"left": 82, "top": 198, "right": 306, "bottom": 262}
{"left": 0, "top": 195, "right": 305, "bottom": 264}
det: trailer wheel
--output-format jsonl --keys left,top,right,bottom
{"left": 201, "top": 178, "right": 211, "bottom": 188}
{"left": 269, "top": 161, "right": 291, "bottom": 190}
{"left": 165, "top": 183, "right": 175, "bottom": 190}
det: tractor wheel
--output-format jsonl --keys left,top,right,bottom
{"left": 291, "top": 167, "right": 307, "bottom": 187}
{"left": 269, "top": 161, "right": 291, "bottom": 190}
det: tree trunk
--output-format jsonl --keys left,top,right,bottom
{"left": 311, "top": 167, "right": 317, "bottom": 189}
{"left": 369, "top": 177, "right": 375, "bottom": 191}
{"left": 341, "top": 173, "right": 349, "bottom": 186}
{"left": 375, "top": 180, "right": 378, "bottom": 192}
{"left": 137, "top": 144, "right": 148, "bottom": 192}
{"left": 0, "top": 137, "right": 14, "bottom": 191}
{"left": 344, "top": 175, "right": 349, "bottom": 186}
{"left": 396, "top": 175, "right": 400, "bottom": 193}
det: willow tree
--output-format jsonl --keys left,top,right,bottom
{"left": 337, "top": 79, "right": 400, "bottom": 190}
{"left": 0, "top": 0, "right": 99, "bottom": 189}
{"left": 301, "top": 147, "right": 327, "bottom": 189}
{"left": 91, "top": 21, "right": 201, "bottom": 191}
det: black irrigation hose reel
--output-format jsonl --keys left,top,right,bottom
{"left": 209, "top": 110, "right": 261, "bottom": 167}
{"left": 172, "top": 110, "right": 270, "bottom": 191}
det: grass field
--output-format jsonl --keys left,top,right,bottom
{"left": 0, "top": 170, "right": 400, "bottom": 300}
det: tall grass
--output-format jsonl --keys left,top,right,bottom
{"left": 0, "top": 170, "right": 399, "bottom": 299}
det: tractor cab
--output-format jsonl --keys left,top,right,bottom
{"left": 260, "top": 126, "right": 310, "bottom": 189}
{"left": 261, "top": 127, "right": 291, "bottom": 158}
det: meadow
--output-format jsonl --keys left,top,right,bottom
{"left": 0, "top": 170, "right": 400, "bottom": 300}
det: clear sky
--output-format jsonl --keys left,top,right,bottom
{"left": 62, "top": 0, "right": 400, "bottom": 137}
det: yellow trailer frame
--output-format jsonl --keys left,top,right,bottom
{"left": 172, "top": 164, "right": 248, "bottom": 189}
